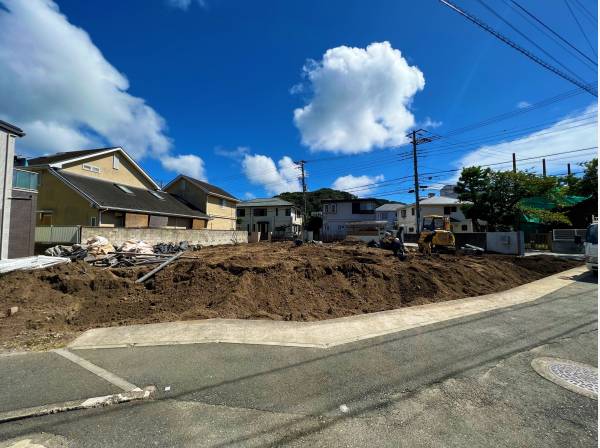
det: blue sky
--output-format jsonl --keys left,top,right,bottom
{"left": 0, "top": 0, "right": 597, "bottom": 203}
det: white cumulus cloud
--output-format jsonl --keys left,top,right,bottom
{"left": 161, "top": 154, "right": 207, "bottom": 180}
{"left": 0, "top": 0, "right": 204, "bottom": 177}
{"left": 242, "top": 154, "right": 301, "bottom": 195}
{"left": 332, "top": 174, "right": 385, "bottom": 196}
{"left": 293, "top": 41, "right": 425, "bottom": 154}
{"left": 457, "top": 105, "right": 598, "bottom": 177}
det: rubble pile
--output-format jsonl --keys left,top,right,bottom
{"left": 44, "top": 236, "right": 200, "bottom": 268}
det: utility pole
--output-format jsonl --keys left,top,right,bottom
{"left": 567, "top": 163, "right": 571, "bottom": 175}
{"left": 296, "top": 160, "right": 307, "bottom": 240}
{"left": 542, "top": 158, "right": 547, "bottom": 177}
{"left": 512, "top": 153, "right": 517, "bottom": 173}
{"left": 408, "top": 130, "right": 432, "bottom": 233}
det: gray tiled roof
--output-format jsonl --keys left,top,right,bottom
{"left": 375, "top": 203, "right": 405, "bottom": 211}
{"left": 26, "top": 148, "right": 119, "bottom": 166}
{"left": 0, "top": 120, "right": 25, "bottom": 137}
{"left": 177, "top": 175, "right": 238, "bottom": 201}
{"left": 238, "top": 198, "right": 295, "bottom": 207}
{"left": 55, "top": 171, "right": 209, "bottom": 219}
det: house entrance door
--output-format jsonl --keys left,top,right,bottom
{"left": 257, "top": 221, "right": 269, "bottom": 240}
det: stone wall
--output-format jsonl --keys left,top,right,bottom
{"left": 81, "top": 226, "right": 247, "bottom": 247}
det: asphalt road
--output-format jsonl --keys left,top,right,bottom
{"left": 0, "top": 275, "right": 597, "bottom": 447}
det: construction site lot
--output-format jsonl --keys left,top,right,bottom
{"left": 0, "top": 242, "right": 581, "bottom": 352}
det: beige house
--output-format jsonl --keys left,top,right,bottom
{"left": 164, "top": 175, "right": 239, "bottom": 230}
{"left": 22, "top": 147, "right": 209, "bottom": 228}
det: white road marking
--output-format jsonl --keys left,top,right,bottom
{"left": 53, "top": 348, "right": 141, "bottom": 392}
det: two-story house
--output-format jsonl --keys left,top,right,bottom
{"left": 236, "top": 198, "right": 302, "bottom": 239}
{"left": 22, "top": 147, "right": 209, "bottom": 229}
{"left": 396, "top": 194, "right": 474, "bottom": 233}
{"left": 375, "top": 203, "right": 405, "bottom": 230}
{"left": 321, "top": 198, "right": 382, "bottom": 241}
{"left": 164, "top": 175, "right": 239, "bottom": 230}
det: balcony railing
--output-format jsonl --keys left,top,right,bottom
{"left": 12, "top": 168, "right": 38, "bottom": 191}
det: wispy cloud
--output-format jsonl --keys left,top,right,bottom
{"left": 214, "top": 146, "right": 250, "bottom": 161}
{"left": 166, "top": 0, "right": 207, "bottom": 10}
{"left": 420, "top": 117, "right": 443, "bottom": 129}
{"left": 456, "top": 105, "right": 598, "bottom": 177}
{"left": 332, "top": 174, "right": 385, "bottom": 197}
{"left": 517, "top": 101, "right": 531, "bottom": 109}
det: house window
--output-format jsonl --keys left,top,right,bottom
{"left": 220, "top": 198, "right": 226, "bottom": 208}
{"left": 285, "top": 208, "right": 291, "bottom": 216}
{"left": 444, "top": 206, "right": 457, "bottom": 214}
{"left": 115, "top": 184, "right": 135, "bottom": 194}
{"left": 401, "top": 209, "right": 407, "bottom": 218}
{"left": 113, "top": 154, "right": 120, "bottom": 170}
{"left": 82, "top": 163, "right": 101, "bottom": 173}
{"left": 411, "top": 208, "right": 415, "bottom": 216}
{"left": 90, "top": 216, "right": 97, "bottom": 226}
{"left": 324, "top": 204, "right": 329, "bottom": 213}
{"left": 338, "top": 225, "right": 344, "bottom": 230}
{"left": 254, "top": 208, "right": 267, "bottom": 216}
{"left": 331, "top": 204, "right": 337, "bottom": 214}
{"left": 352, "top": 201, "right": 376, "bottom": 214}
{"left": 276, "top": 208, "right": 279, "bottom": 216}
{"left": 461, "top": 224, "right": 468, "bottom": 231}
{"left": 237, "top": 208, "right": 246, "bottom": 217}
{"left": 149, "top": 190, "right": 165, "bottom": 200}
{"left": 409, "top": 227, "right": 414, "bottom": 233}
{"left": 247, "top": 224, "right": 250, "bottom": 232}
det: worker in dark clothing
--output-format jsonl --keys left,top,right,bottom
{"left": 392, "top": 227, "right": 406, "bottom": 260}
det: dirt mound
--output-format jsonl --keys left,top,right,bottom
{"left": 0, "top": 243, "right": 581, "bottom": 351}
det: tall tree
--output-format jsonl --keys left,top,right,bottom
{"left": 456, "top": 168, "right": 569, "bottom": 230}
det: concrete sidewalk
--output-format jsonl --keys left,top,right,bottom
{"left": 69, "top": 266, "right": 588, "bottom": 350}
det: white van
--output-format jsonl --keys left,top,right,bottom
{"left": 584, "top": 222, "right": 598, "bottom": 272}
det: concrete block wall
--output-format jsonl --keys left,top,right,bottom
{"left": 81, "top": 227, "right": 248, "bottom": 247}
{"left": 486, "top": 231, "right": 524, "bottom": 255}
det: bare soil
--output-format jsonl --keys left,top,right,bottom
{"left": 0, "top": 242, "right": 581, "bottom": 352}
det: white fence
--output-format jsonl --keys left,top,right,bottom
{"left": 552, "top": 228, "right": 586, "bottom": 241}
{"left": 35, "top": 226, "right": 81, "bottom": 244}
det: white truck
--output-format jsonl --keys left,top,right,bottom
{"left": 584, "top": 222, "right": 598, "bottom": 272}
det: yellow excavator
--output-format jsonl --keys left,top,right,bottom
{"left": 418, "top": 215, "right": 456, "bottom": 253}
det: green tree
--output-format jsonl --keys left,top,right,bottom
{"left": 566, "top": 158, "right": 598, "bottom": 199}
{"left": 456, "top": 168, "right": 568, "bottom": 230}
{"left": 277, "top": 188, "right": 356, "bottom": 215}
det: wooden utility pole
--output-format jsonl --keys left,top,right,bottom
{"left": 512, "top": 153, "right": 516, "bottom": 173}
{"left": 567, "top": 163, "right": 571, "bottom": 175}
{"left": 542, "top": 158, "right": 547, "bottom": 177}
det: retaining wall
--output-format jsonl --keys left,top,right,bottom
{"left": 80, "top": 227, "right": 248, "bottom": 247}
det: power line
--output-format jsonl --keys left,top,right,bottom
{"left": 477, "top": 0, "right": 589, "bottom": 83}
{"left": 438, "top": 0, "right": 598, "bottom": 96}
{"left": 571, "top": 0, "right": 597, "bottom": 24}
{"left": 563, "top": 0, "right": 597, "bottom": 56}
{"left": 509, "top": 0, "right": 597, "bottom": 68}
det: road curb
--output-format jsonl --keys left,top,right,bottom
{"left": 69, "top": 266, "right": 589, "bottom": 350}
{"left": 0, "top": 386, "right": 156, "bottom": 424}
